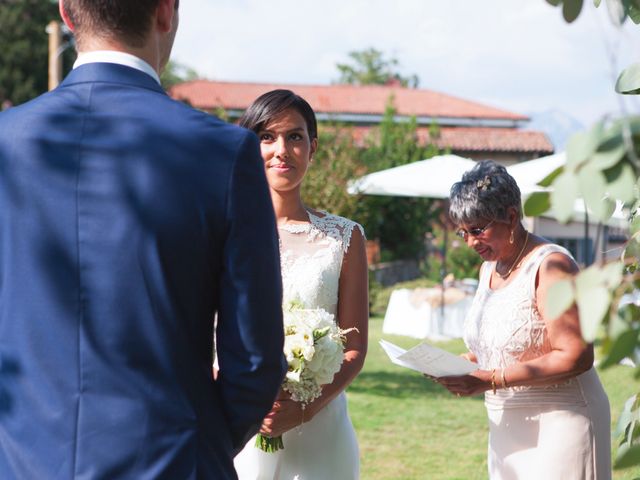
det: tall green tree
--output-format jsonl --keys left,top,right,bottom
{"left": 356, "top": 100, "right": 440, "bottom": 260}
{"left": 0, "top": 0, "right": 74, "bottom": 106}
{"left": 335, "top": 48, "right": 419, "bottom": 88}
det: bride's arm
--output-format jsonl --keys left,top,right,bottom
{"left": 259, "top": 227, "right": 369, "bottom": 437}
{"left": 304, "top": 226, "right": 369, "bottom": 421}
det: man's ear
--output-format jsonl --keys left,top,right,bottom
{"left": 156, "top": 0, "right": 178, "bottom": 33}
{"left": 59, "top": 0, "right": 75, "bottom": 31}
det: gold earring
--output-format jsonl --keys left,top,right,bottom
{"left": 509, "top": 230, "right": 514, "bottom": 244}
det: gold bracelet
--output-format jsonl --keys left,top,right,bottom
{"left": 501, "top": 368, "right": 508, "bottom": 389}
{"left": 490, "top": 369, "right": 497, "bottom": 394}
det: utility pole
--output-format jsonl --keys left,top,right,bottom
{"left": 46, "top": 20, "right": 62, "bottom": 91}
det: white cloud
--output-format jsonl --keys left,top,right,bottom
{"left": 171, "top": 0, "right": 640, "bottom": 125}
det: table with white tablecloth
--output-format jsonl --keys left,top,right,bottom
{"left": 382, "top": 287, "right": 474, "bottom": 340}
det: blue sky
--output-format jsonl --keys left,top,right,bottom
{"left": 171, "top": 0, "right": 640, "bottom": 128}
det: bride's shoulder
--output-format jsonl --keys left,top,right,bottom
{"left": 308, "top": 209, "right": 364, "bottom": 235}
{"left": 307, "top": 209, "right": 365, "bottom": 253}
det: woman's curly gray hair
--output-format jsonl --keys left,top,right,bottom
{"left": 449, "top": 160, "right": 522, "bottom": 225}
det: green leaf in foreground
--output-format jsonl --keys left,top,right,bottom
{"left": 605, "top": 162, "right": 637, "bottom": 203}
{"left": 578, "top": 166, "right": 610, "bottom": 222}
{"left": 600, "top": 329, "right": 640, "bottom": 368}
{"left": 576, "top": 285, "right": 609, "bottom": 342}
{"left": 566, "top": 127, "right": 602, "bottom": 171}
{"left": 631, "top": 214, "right": 640, "bottom": 235}
{"left": 538, "top": 165, "right": 564, "bottom": 188}
{"left": 550, "top": 171, "right": 579, "bottom": 223}
{"left": 575, "top": 267, "right": 611, "bottom": 342}
{"left": 614, "top": 394, "right": 638, "bottom": 437}
{"left": 563, "top": 0, "right": 584, "bottom": 21}
{"left": 545, "top": 278, "right": 574, "bottom": 320}
{"left": 616, "top": 62, "right": 640, "bottom": 94}
{"left": 623, "top": 232, "right": 640, "bottom": 264}
{"left": 601, "top": 260, "right": 623, "bottom": 289}
{"left": 615, "top": 443, "right": 640, "bottom": 469}
{"left": 628, "top": 3, "right": 640, "bottom": 23}
{"left": 524, "top": 191, "right": 551, "bottom": 216}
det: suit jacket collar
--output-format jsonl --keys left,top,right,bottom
{"left": 60, "top": 62, "right": 167, "bottom": 96}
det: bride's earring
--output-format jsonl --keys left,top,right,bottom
{"left": 509, "top": 230, "right": 514, "bottom": 244}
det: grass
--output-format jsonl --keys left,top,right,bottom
{"left": 346, "top": 317, "right": 640, "bottom": 480}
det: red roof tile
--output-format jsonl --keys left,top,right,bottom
{"left": 348, "top": 126, "right": 553, "bottom": 153}
{"left": 425, "top": 127, "right": 552, "bottom": 153}
{"left": 170, "top": 80, "right": 529, "bottom": 121}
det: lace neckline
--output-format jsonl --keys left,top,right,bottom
{"left": 278, "top": 209, "right": 325, "bottom": 234}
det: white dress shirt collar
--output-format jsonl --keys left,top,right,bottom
{"left": 73, "top": 50, "right": 161, "bottom": 85}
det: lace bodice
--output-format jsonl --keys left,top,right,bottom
{"left": 464, "top": 244, "right": 572, "bottom": 371}
{"left": 464, "top": 243, "right": 601, "bottom": 409}
{"left": 278, "top": 210, "right": 364, "bottom": 317}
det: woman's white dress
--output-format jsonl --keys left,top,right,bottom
{"left": 464, "top": 244, "right": 611, "bottom": 480}
{"left": 234, "top": 210, "right": 362, "bottom": 480}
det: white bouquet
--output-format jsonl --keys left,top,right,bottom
{"left": 256, "top": 301, "right": 354, "bottom": 452}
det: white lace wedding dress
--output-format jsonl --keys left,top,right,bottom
{"left": 234, "top": 209, "right": 363, "bottom": 480}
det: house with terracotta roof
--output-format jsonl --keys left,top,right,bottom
{"left": 170, "top": 80, "right": 554, "bottom": 164}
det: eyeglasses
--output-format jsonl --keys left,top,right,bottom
{"left": 455, "top": 220, "right": 495, "bottom": 240}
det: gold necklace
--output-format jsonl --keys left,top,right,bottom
{"left": 496, "top": 231, "right": 529, "bottom": 279}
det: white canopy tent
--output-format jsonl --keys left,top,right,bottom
{"left": 347, "top": 154, "right": 477, "bottom": 199}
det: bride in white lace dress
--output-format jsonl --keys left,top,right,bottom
{"left": 233, "top": 90, "right": 368, "bottom": 480}
{"left": 438, "top": 161, "right": 611, "bottom": 479}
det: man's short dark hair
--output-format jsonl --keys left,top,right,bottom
{"left": 63, "top": 0, "right": 163, "bottom": 48}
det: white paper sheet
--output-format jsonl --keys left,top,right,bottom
{"left": 379, "top": 339, "right": 478, "bottom": 377}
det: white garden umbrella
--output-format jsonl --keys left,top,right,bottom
{"left": 347, "top": 154, "right": 477, "bottom": 199}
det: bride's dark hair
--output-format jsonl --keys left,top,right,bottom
{"left": 239, "top": 89, "right": 318, "bottom": 140}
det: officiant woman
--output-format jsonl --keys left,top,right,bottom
{"left": 436, "top": 160, "right": 611, "bottom": 480}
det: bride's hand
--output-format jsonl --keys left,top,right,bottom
{"left": 436, "top": 370, "right": 492, "bottom": 397}
{"left": 259, "top": 397, "right": 305, "bottom": 438}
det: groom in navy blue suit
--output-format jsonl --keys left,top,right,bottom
{"left": 0, "top": 0, "right": 286, "bottom": 478}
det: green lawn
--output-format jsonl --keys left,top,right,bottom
{"left": 347, "top": 317, "right": 640, "bottom": 480}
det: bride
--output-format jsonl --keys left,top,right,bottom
{"left": 233, "top": 89, "right": 369, "bottom": 479}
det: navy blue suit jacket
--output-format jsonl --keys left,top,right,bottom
{"left": 0, "top": 63, "right": 286, "bottom": 479}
